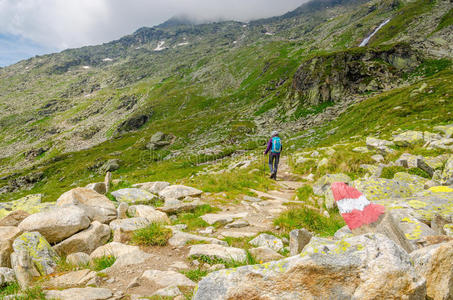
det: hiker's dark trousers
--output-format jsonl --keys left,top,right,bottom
{"left": 269, "top": 152, "right": 280, "bottom": 174}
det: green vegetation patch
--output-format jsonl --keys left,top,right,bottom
{"left": 173, "top": 204, "right": 220, "bottom": 232}
{"left": 435, "top": 8, "right": 453, "bottom": 32}
{"left": 180, "top": 269, "right": 209, "bottom": 282}
{"left": 91, "top": 255, "right": 116, "bottom": 271}
{"left": 132, "top": 223, "right": 173, "bottom": 246}
{"left": 274, "top": 206, "right": 345, "bottom": 237}
{"left": 296, "top": 185, "right": 314, "bottom": 202}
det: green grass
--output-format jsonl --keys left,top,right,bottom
{"left": 173, "top": 204, "right": 220, "bottom": 232}
{"left": 294, "top": 101, "right": 335, "bottom": 119}
{"left": 406, "top": 59, "right": 452, "bottom": 79}
{"left": 407, "top": 167, "right": 430, "bottom": 179}
{"left": 0, "top": 283, "right": 46, "bottom": 300}
{"left": 91, "top": 255, "right": 116, "bottom": 271}
{"left": 435, "top": 8, "right": 453, "bottom": 32}
{"left": 131, "top": 223, "right": 173, "bottom": 246}
{"left": 55, "top": 256, "right": 88, "bottom": 272}
{"left": 274, "top": 206, "right": 345, "bottom": 237}
{"left": 180, "top": 269, "right": 209, "bottom": 282}
{"left": 380, "top": 166, "right": 407, "bottom": 179}
{"left": 296, "top": 185, "right": 314, "bottom": 202}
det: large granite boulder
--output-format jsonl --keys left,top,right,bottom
{"left": 18, "top": 206, "right": 90, "bottom": 244}
{"left": 57, "top": 187, "right": 117, "bottom": 223}
{"left": 132, "top": 181, "right": 170, "bottom": 195}
{"left": 313, "top": 174, "right": 351, "bottom": 196}
{"left": 45, "top": 287, "right": 113, "bottom": 300}
{"left": 53, "top": 221, "right": 111, "bottom": 256}
{"left": 410, "top": 241, "right": 453, "bottom": 300}
{"left": 12, "top": 232, "right": 59, "bottom": 275}
{"left": 127, "top": 205, "right": 170, "bottom": 224}
{"left": 393, "top": 131, "right": 424, "bottom": 147}
{"left": 188, "top": 244, "right": 247, "bottom": 263}
{"left": 249, "top": 234, "right": 283, "bottom": 252}
{"left": 193, "top": 234, "right": 426, "bottom": 300}
{"left": 441, "top": 155, "right": 453, "bottom": 185}
{"left": 141, "top": 269, "right": 196, "bottom": 288}
{"left": 0, "top": 210, "right": 30, "bottom": 227}
{"left": 0, "top": 226, "right": 22, "bottom": 267}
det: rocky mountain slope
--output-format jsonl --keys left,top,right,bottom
{"left": 0, "top": 0, "right": 452, "bottom": 298}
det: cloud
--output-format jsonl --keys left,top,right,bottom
{"left": 0, "top": 0, "right": 306, "bottom": 51}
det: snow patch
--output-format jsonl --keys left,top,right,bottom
{"left": 177, "top": 42, "right": 189, "bottom": 46}
{"left": 82, "top": 66, "right": 90, "bottom": 69}
{"left": 102, "top": 58, "right": 113, "bottom": 62}
{"left": 265, "top": 32, "right": 274, "bottom": 36}
{"left": 154, "top": 41, "right": 166, "bottom": 51}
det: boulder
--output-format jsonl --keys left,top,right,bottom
{"left": 56, "top": 188, "right": 117, "bottom": 224}
{"left": 66, "top": 252, "right": 90, "bottom": 266}
{"left": 111, "top": 188, "right": 157, "bottom": 205}
{"left": 434, "top": 124, "right": 453, "bottom": 138}
{"left": 12, "top": 232, "right": 59, "bottom": 275}
{"left": 141, "top": 269, "right": 195, "bottom": 288}
{"left": 445, "top": 224, "right": 453, "bottom": 236}
{"left": 289, "top": 228, "right": 312, "bottom": 256}
{"left": 193, "top": 234, "right": 426, "bottom": 300}
{"left": 44, "top": 269, "right": 97, "bottom": 289}
{"left": 430, "top": 138, "right": 453, "bottom": 150}
{"left": 90, "top": 242, "right": 143, "bottom": 260}
{"left": 0, "top": 210, "right": 30, "bottom": 227}
{"left": 127, "top": 205, "right": 170, "bottom": 224}
{"left": 104, "top": 172, "right": 112, "bottom": 194}
{"left": 410, "top": 241, "right": 453, "bottom": 300}
{"left": 395, "top": 153, "right": 419, "bottom": 168}
{"left": 152, "top": 286, "right": 183, "bottom": 298}
{"left": 0, "top": 194, "right": 53, "bottom": 220}
{"left": 10, "top": 250, "right": 40, "bottom": 289}
{"left": 366, "top": 137, "right": 393, "bottom": 149}
{"left": 109, "top": 217, "right": 150, "bottom": 233}
{"left": 159, "top": 185, "right": 203, "bottom": 200}
{"left": 313, "top": 174, "right": 351, "bottom": 196}
{"left": 393, "top": 131, "right": 424, "bottom": 147}
{"left": 333, "top": 225, "right": 353, "bottom": 240}
{"left": 417, "top": 155, "right": 448, "bottom": 177}
{"left": 45, "top": 287, "right": 112, "bottom": 300}
{"left": 225, "top": 220, "right": 249, "bottom": 229}
{"left": 394, "top": 172, "right": 428, "bottom": 186}
{"left": 249, "top": 247, "right": 283, "bottom": 263}
{"left": 201, "top": 212, "right": 247, "bottom": 226}
{"left": 85, "top": 182, "right": 106, "bottom": 194}
{"left": 169, "top": 230, "right": 228, "bottom": 247}
{"left": 352, "top": 178, "right": 422, "bottom": 201}
{"left": 352, "top": 147, "right": 369, "bottom": 153}
{"left": 0, "top": 267, "right": 15, "bottom": 285}
{"left": 100, "top": 159, "right": 120, "bottom": 173}
{"left": 104, "top": 250, "right": 151, "bottom": 271}
{"left": 0, "top": 226, "right": 22, "bottom": 267}
{"left": 18, "top": 206, "right": 90, "bottom": 244}
{"left": 188, "top": 244, "right": 247, "bottom": 263}
{"left": 371, "top": 154, "right": 384, "bottom": 163}
{"left": 249, "top": 234, "right": 283, "bottom": 252}
{"left": 132, "top": 181, "right": 170, "bottom": 194}
{"left": 53, "top": 221, "right": 111, "bottom": 256}
{"left": 423, "top": 131, "right": 442, "bottom": 143}
{"left": 441, "top": 155, "right": 453, "bottom": 185}
{"left": 117, "top": 202, "right": 128, "bottom": 219}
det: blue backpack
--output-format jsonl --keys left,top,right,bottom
{"left": 271, "top": 137, "right": 282, "bottom": 153}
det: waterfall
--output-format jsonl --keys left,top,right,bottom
{"left": 359, "top": 18, "right": 391, "bottom": 47}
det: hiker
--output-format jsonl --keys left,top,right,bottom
{"left": 264, "top": 131, "right": 282, "bottom": 179}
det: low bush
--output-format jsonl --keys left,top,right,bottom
{"left": 131, "top": 223, "right": 173, "bottom": 246}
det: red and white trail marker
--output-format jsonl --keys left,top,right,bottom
{"left": 331, "top": 182, "right": 385, "bottom": 230}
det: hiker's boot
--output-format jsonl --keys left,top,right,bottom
{"left": 269, "top": 173, "right": 274, "bottom": 179}
{"left": 272, "top": 172, "right": 277, "bottom": 180}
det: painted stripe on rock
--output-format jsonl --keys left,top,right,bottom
{"left": 336, "top": 195, "right": 370, "bottom": 214}
{"left": 341, "top": 204, "right": 386, "bottom": 230}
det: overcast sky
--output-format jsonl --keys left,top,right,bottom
{"left": 0, "top": 0, "right": 306, "bottom": 67}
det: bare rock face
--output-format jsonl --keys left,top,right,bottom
{"left": 18, "top": 206, "right": 90, "bottom": 244}
{"left": 132, "top": 181, "right": 170, "bottom": 194}
{"left": 141, "top": 269, "right": 196, "bottom": 288}
{"left": 289, "top": 228, "right": 312, "bottom": 256}
{"left": 158, "top": 185, "right": 203, "bottom": 200}
{"left": 410, "top": 241, "right": 453, "bottom": 300}
{"left": 53, "top": 221, "right": 111, "bottom": 256}
{"left": 0, "top": 210, "right": 30, "bottom": 227}
{"left": 56, "top": 188, "right": 117, "bottom": 224}
{"left": 193, "top": 234, "right": 426, "bottom": 300}
{"left": 249, "top": 247, "right": 283, "bottom": 263}
{"left": 0, "top": 226, "right": 22, "bottom": 267}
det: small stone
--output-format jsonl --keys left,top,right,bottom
{"left": 249, "top": 247, "right": 283, "bottom": 262}
{"left": 249, "top": 234, "right": 283, "bottom": 252}
{"left": 199, "top": 226, "right": 215, "bottom": 234}
{"left": 66, "top": 252, "right": 90, "bottom": 266}
{"left": 290, "top": 229, "right": 312, "bottom": 256}
{"left": 225, "top": 220, "right": 249, "bottom": 229}
{"left": 127, "top": 277, "right": 140, "bottom": 289}
{"left": 117, "top": 203, "right": 128, "bottom": 219}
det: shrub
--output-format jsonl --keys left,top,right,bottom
{"left": 407, "top": 168, "right": 430, "bottom": 179}
{"left": 131, "top": 223, "right": 173, "bottom": 246}
{"left": 91, "top": 255, "right": 116, "bottom": 271}
{"left": 274, "top": 206, "right": 345, "bottom": 237}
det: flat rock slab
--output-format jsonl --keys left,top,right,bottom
{"left": 189, "top": 244, "right": 247, "bottom": 263}
{"left": 90, "top": 242, "right": 144, "bottom": 260}
{"left": 159, "top": 185, "right": 203, "bottom": 200}
{"left": 0, "top": 194, "right": 53, "bottom": 220}
{"left": 44, "top": 269, "right": 96, "bottom": 289}
{"left": 353, "top": 178, "right": 423, "bottom": 201}
{"left": 45, "top": 287, "right": 112, "bottom": 300}
{"left": 225, "top": 220, "right": 249, "bottom": 229}
{"left": 169, "top": 230, "right": 227, "bottom": 247}
{"left": 133, "top": 182, "right": 170, "bottom": 194}
{"left": 109, "top": 217, "right": 150, "bottom": 232}
{"left": 141, "top": 269, "right": 196, "bottom": 288}
{"left": 128, "top": 205, "right": 169, "bottom": 224}
{"left": 249, "top": 247, "right": 283, "bottom": 263}
{"left": 219, "top": 231, "right": 257, "bottom": 238}
{"left": 157, "top": 200, "right": 204, "bottom": 214}
{"left": 201, "top": 212, "right": 248, "bottom": 225}
{"left": 0, "top": 210, "right": 30, "bottom": 227}
{"left": 111, "top": 188, "right": 157, "bottom": 205}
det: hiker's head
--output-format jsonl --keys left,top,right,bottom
{"left": 271, "top": 131, "right": 279, "bottom": 137}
